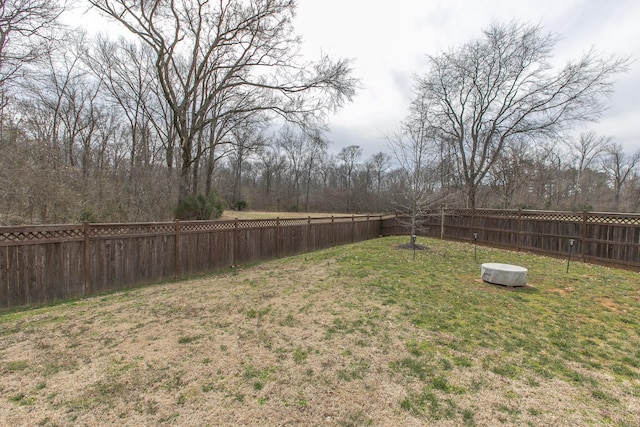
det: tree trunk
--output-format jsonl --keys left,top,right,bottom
{"left": 179, "top": 133, "right": 192, "bottom": 203}
{"left": 466, "top": 180, "right": 476, "bottom": 210}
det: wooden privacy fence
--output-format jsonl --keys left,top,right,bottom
{"left": 383, "top": 209, "right": 640, "bottom": 271}
{"left": 3, "top": 209, "right": 639, "bottom": 310}
{"left": 0, "top": 215, "right": 384, "bottom": 309}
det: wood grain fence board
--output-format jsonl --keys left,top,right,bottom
{"left": 0, "top": 246, "right": 7, "bottom": 308}
{"left": 48, "top": 244, "right": 63, "bottom": 302}
{"left": 310, "top": 223, "right": 331, "bottom": 250}
{"left": 155, "top": 234, "right": 175, "bottom": 282}
{"left": 181, "top": 232, "right": 207, "bottom": 276}
{"left": 69, "top": 242, "right": 85, "bottom": 301}
{"left": 10, "top": 246, "right": 25, "bottom": 307}
{"left": 91, "top": 240, "right": 114, "bottom": 294}
{"left": 45, "top": 243, "right": 61, "bottom": 302}
{"left": 89, "top": 240, "right": 103, "bottom": 295}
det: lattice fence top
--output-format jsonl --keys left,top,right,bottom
{"left": 519, "top": 212, "right": 582, "bottom": 222}
{"left": 180, "top": 221, "right": 231, "bottom": 232}
{"left": 0, "top": 215, "right": 377, "bottom": 245}
{"left": 0, "top": 225, "right": 84, "bottom": 245}
{"left": 90, "top": 223, "right": 176, "bottom": 237}
{"left": 468, "top": 210, "right": 640, "bottom": 225}
{"left": 585, "top": 214, "right": 640, "bottom": 225}
{"left": 390, "top": 210, "right": 640, "bottom": 228}
{"left": 472, "top": 209, "right": 517, "bottom": 217}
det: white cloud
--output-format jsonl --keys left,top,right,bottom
{"left": 294, "top": 0, "right": 640, "bottom": 156}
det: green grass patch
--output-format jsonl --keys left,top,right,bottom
{"left": 4, "top": 360, "right": 29, "bottom": 372}
{"left": 177, "top": 335, "right": 201, "bottom": 344}
{"left": 293, "top": 347, "right": 308, "bottom": 364}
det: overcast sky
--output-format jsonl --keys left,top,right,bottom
{"left": 293, "top": 0, "right": 640, "bottom": 158}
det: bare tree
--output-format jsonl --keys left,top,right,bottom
{"left": 255, "top": 143, "right": 286, "bottom": 209}
{"left": 88, "top": 0, "right": 357, "bottom": 205}
{"left": 369, "top": 152, "right": 391, "bottom": 194}
{"left": 279, "top": 125, "right": 305, "bottom": 210}
{"left": 387, "top": 103, "right": 448, "bottom": 241}
{"left": 601, "top": 142, "right": 640, "bottom": 211}
{"left": 228, "top": 121, "right": 266, "bottom": 208}
{"left": 567, "top": 131, "right": 610, "bottom": 210}
{"left": 337, "top": 145, "right": 362, "bottom": 212}
{"left": 302, "top": 130, "right": 328, "bottom": 212}
{"left": 86, "top": 37, "right": 157, "bottom": 169}
{"left": 413, "top": 21, "right": 628, "bottom": 209}
{"left": 0, "top": 0, "right": 64, "bottom": 86}
{"left": 527, "top": 141, "right": 563, "bottom": 209}
{"left": 358, "top": 152, "right": 390, "bottom": 212}
{"left": 488, "top": 136, "right": 535, "bottom": 209}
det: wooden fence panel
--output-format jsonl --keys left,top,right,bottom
{"left": 89, "top": 239, "right": 108, "bottom": 294}
{"left": 444, "top": 213, "right": 472, "bottom": 241}
{"left": 1, "top": 217, "right": 378, "bottom": 310}
{"left": 237, "top": 227, "right": 271, "bottom": 265}
{"left": 2, "top": 241, "right": 85, "bottom": 307}
{"left": 353, "top": 217, "right": 378, "bottom": 242}
{"left": 279, "top": 224, "right": 305, "bottom": 258}
{"left": 2, "top": 211, "right": 637, "bottom": 310}
{"left": 518, "top": 218, "right": 577, "bottom": 256}
{"left": 206, "top": 229, "right": 234, "bottom": 270}
{"left": 6, "top": 246, "right": 25, "bottom": 307}
{"left": 388, "top": 210, "right": 639, "bottom": 271}
{"left": 317, "top": 221, "right": 338, "bottom": 251}
{"left": 334, "top": 221, "right": 354, "bottom": 246}
{"left": 184, "top": 232, "right": 211, "bottom": 275}
{"left": 55, "top": 241, "right": 84, "bottom": 302}
{"left": 307, "top": 222, "right": 321, "bottom": 251}
{"left": 180, "top": 229, "right": 230, "bottom": 275}
{"left": 584, "top": 217, "right": 640, "bottom": 268}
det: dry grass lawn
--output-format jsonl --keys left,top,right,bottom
{"left": 1, "top": 237, "right": 639, "bottom": 426}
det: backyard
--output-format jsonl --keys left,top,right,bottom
{"left": 1, "top": 237, "right": 639, "bottom": 426}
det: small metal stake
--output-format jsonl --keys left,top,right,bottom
{"left": 566, "top": 239, "right": 575, "bottom": 273}
{"left": 411, "top": 234, "right": 417, "bottom": 261}
{"left": 473, "top": 232, "right": 478, "bottom": 261}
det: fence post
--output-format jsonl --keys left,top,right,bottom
{"left": 471, "top": 208, "right": 476, "bottom": 241}
{"left": 516, "top": 209, "right": 522, "bottom": 251}
{"left": 174, "top": 220, "right": 181, "bottom": 279}
{"left": 352, "top": 215, "right": 355, "bottom": 243}
{"left": 330, "top": 216, "right": 334, "bottom": 246}
{"left": 440, "top": 206, "right": 445, "bottom": 239}
{"left": 308, "top": 216, "right": 312, "bottom": 252}
{"left": 366, "top": 214, "right": 369, "bottom": 238}
{"left": 581, "top": 211, "right": 588, "bottom": 262}
{"left": 276, "top": 217, "right": 280, "bottom": 257}
{"left": 83, "top": 222, "right": 91, "bottom": 296}
{"left": 234, "top": 218, "right": 239, "bottom": 266}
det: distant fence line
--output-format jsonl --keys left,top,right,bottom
{"left": 382, "top": 209, "right": 640, "bottom": 271}
{"left": 2, "top": 209, "right": 639, "bottom": 310}
{"left": 0, "top": 215, "right": 383, "bottom": 309}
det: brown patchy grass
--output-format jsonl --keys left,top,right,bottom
{"left": 1, "top": 252, "right": 415, "bottom": 426}
{"left": 1, "top": 237, "right": 639, "bottom": 426}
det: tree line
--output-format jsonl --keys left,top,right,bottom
{"left": 0, "top": 3, "right": 637, "bottom": 225}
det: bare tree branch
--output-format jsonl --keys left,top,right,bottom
{"left": 414, "top": 21, "right": 629, "bottom": 208}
